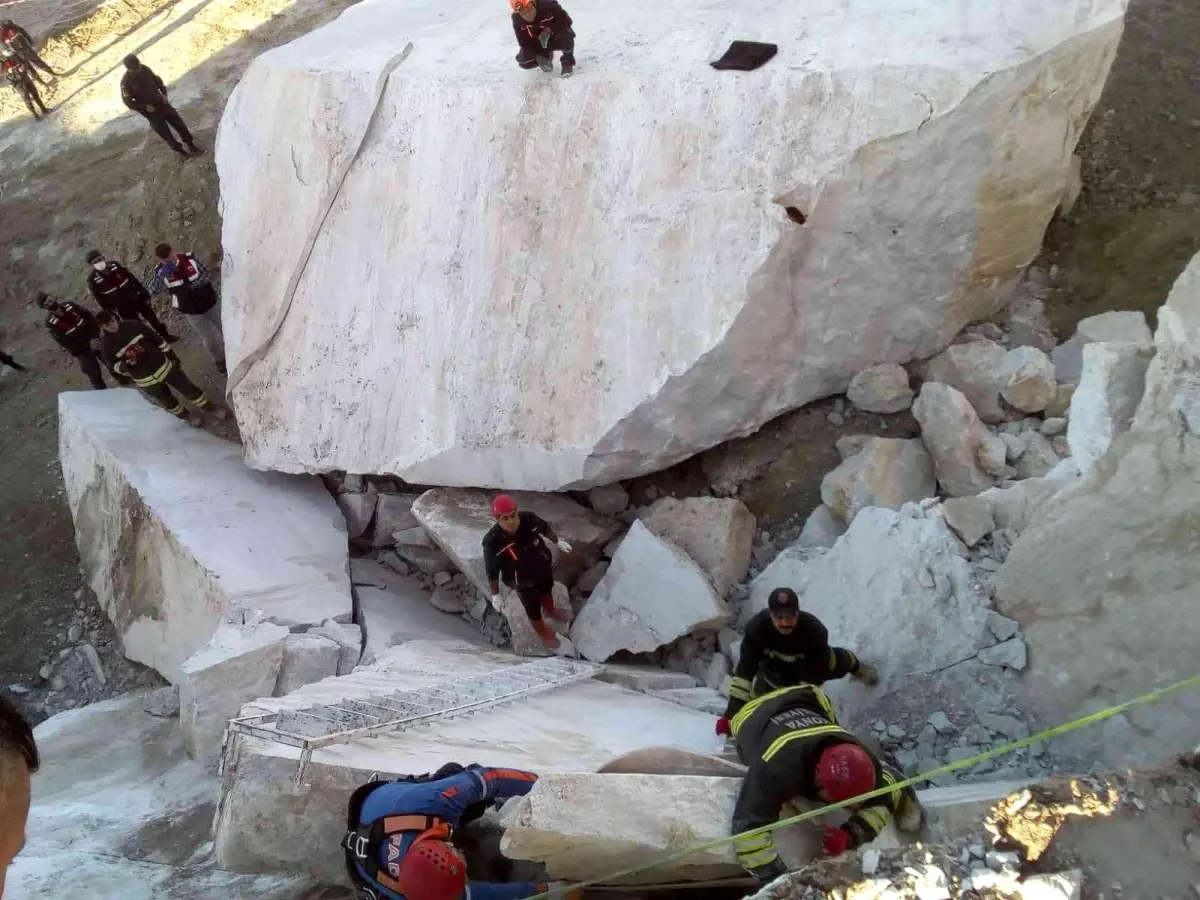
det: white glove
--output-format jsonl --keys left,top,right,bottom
{"left": 556, "top": 539, "right": 572, "bottom": 553}
{"left": 490, "top": 593, "right": 501, "bottom": 610}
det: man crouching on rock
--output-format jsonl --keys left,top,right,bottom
{"left": 344, "top": 762, "right": 579, "bottom": 900}
{"left": 729, "top": 682, "right": 924, "bottom": 884}
{"left": 483, "top": 494, "right": 572, "bottom": 648}
{"left": 511, "top": 0, "right": 576, "bottom": 78}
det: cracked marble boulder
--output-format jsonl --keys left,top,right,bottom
{"left": 217, "top": 0, "right": 1125, "bottom": 489}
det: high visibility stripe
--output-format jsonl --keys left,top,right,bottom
{"left": 858, "top": 806, "right": 890, "bottom": 834}
{"left": 167, "top": 402, "right": 184, "bottom": 415}
{"left": 133, "top": 359, "right": 173, "bottom": 387}
{"left": 828, "top": 648, "right": 837, "bottom": 669}
{"left": 734, "top": 846, "right": 779, "bottom": 868}
{"left": 731, "top": 833, "right": 772, "bottom": 852}
{"left": 732, "top": 683, "right": 833, "bottom": 735}
{"left": 728, "top": 676, "right": 752, "bottom": 702}
{"left": 761, "top": 724, "right": 847, "bottom": 762}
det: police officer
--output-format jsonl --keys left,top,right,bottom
{"left": 85, "top": 249, "right": 178, "bottom": 343}
{"left": 96, "top": 309, "right": 227, "bottom": 425}
{"left": 2, "top": 53, "right": 47, "bottom": 120}
{"left": 729, "top": 683, "right": 923, "bottom": 883}
{"left": 482, "top": 494, "right": 573, "bottom": 648}
{"left": 344, "top": 762, "right": 574, "bottom": 900}
{"left": 0, "top": 20, "right": 56, "bottom": 83}
{"left": 716, "top": 587, "right": 877, "bottom": 736}
{"left": 36, "top": 293, "right": 128, "bottom": 390}
{"left": 148, "top": 242, "right": 225, "bottom": 373}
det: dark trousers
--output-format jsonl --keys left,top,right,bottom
{"left": 114, "top": 299, "right": 172, "bottom": 340}
{"left": 11, "top": 77, "right": 47, "bottom": 117}
{"left": 75, "top": 349, "right": 130, "bottom": 390}
{"left": 0, "top": 350, "right": 25, "bottom": 371}
{"left": 516, "top": 32, "right": 575, "bottom": 68}
{"left": 18, "top": 50, "right": 54, "bottom": 82}
{"left": 141, "top": 103, "right": 194, "bottom": 152}
{"left": 514, "top": 575, "right": 554, "bottom": 623}
{"left": 140, "top": 365, "right": 208, "bottom": 416}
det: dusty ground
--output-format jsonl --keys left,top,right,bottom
{"left": 1, "top": 0, "right": 1198, "bottom": 703}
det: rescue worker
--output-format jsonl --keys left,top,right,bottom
{"left": 483, "top": 494, "right": 573, "bottom": 648}
{"left": 0, "top": 20, "right": 56, "bottom": 83}
{"left": 0, "top": 349, "right": 26, "bottom": 372}
{"left": 96, "top": 309, "right": 228, "bottom": 426}
{"left": 2, "top": 53, "right": 48, "bottom": 120}
{"left": 344, "top": 762, "right": 569, "bottom": 900}
{"left": 36, "top": 293, "right": 129, "bottom": 390}
{"left": 119, "top": 54, "right": 203, "bottom": 158}
{"left": 85, "top": 249, "right": 178, "bottom": 343}
{"left": 510, "top": 0, "right": 575, "bottom": 78}
{"left": 729, "top": 682, "right": 924, "bottom": 883}
{"left": 148, "top": 242, "right": 225, "bottom": 374}
{"left": 716, "top": 587, "right": 878, "bottom": 736}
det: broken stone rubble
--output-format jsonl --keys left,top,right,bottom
{"left": 922, "top": 339, "right": 1009, "bottom": 424}
{"left": 846, "top": 364, "right": 915, "bottom": 414}
{"left": 178, "top": 620, "right": 290, "bottom": 769}
{"left": 998, "top": 346, "right": 1057, "bottom": 413}
{"left": 1051, "top": 309, "right": 1153, "bottom": 384}
{"left": 820, "top": 437, "right": 936, "bottom": 524}
{"left": 912, "top": 383, "right": 999, "bottom": 496}
{"left": 1066, "top": 341, "right": 1151, "bottom": 475}
{"left": 570, "top": 521, "right": 728, "bottom": 662}
{"left": 637, "top": 496, "right": 755, "bottom": 598}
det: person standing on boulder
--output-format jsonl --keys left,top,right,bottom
{"left": 482, "top": 494, "right": 573, "bottom": 648}
{"left": 85, "top": 249, "right": 179, "bottom": 343}
{"left": 510, "top": 0, "right": 576, "bottom": 78}
{"left": 147, "top": 243, "right": 225, "bottom": 374}
{"left": 96, "top": 309, "right": 228, "bottom": 426}
{"left": 37, "top": 293, "right": 130, "bottom": 389}
{"left": 715, "top": 587, "right": 877, "bottom": 736}
{"left": 119, "top": 54, "right": 204, "bottom": 158}
{"left": 729, "top": 682, "right": 923, "bottom": 883}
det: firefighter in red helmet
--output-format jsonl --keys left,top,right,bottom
{"left": 482, "top": 494, "right": 572, "bottom": 648}
{"left": 728, "top": 683, "right": 925, "bottom": 883}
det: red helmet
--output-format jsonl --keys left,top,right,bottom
{"left": 510, "top": 0, "right": 535, "bottom": 10}
{"left": 396, "top": 838, "right": 468, "bottom": 900}
{"left": 491, "top": 494, "right": 518, "bottom": 518}
{"left": 815, "top": 743, "right": 876, "bottom": 803}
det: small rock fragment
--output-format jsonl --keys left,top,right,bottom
{"left": 1040, "top": 417, "right": 1067, "bottom": 436}
{"left": 999, "top": 346, "right": 1057, "bottom": 412}
{"left": 986, "top": 611, "right": 1021, "bottom": 642}
{"left": 588, "top": 484, "right": 630, "bottom": 515}
{"left": 927, "top": 712, "right": 956, "bottom": 735}
{"left": 978, "top": 638, "right": 1028, "bottom": 670}
{"left": 861, "top": 848, "right": 882, "bottom": 876}
{"left": 846, "top": 364, "right": 915, "bottom": 414}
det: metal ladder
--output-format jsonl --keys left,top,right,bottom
{"left": 225, "top": 655, "right": 604, "bottom": 785}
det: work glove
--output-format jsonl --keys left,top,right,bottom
{"left": 555, "top": 539, "right": 573, "bottom": 553}
{"left": 747, "top": 858, "right": 788, "bottom": 885}
{"left": 821, "top": 825, "right": 854, "bottom": 857}
{"left": 853, "top": 662, "right": 879, "bottom": 686}
{"left": 490, "top": 593, "right": 502, "bottom": 610}
{"left": 715, "top": 716, "right": 731, "bottom": 737}
{"left": 538, "top": 28, "right": 552, "bottom": 48}
{"left": 536, "top": 55, "right": 553, "bottom": 72}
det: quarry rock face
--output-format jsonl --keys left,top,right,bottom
{"left": 994, "top": 253, "right": 1200, "bottom": 769}
{"left": 218, "top": 0, "right": 1126, "bottom": 489}
{"left": 57, "top": 390, "right": 351, "bottom": 683}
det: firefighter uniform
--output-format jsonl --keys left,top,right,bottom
{"left": 344, "top": 762, "right": 541, "bottom": 900}
{"left": 729, "top": 684, "right": 919, "bottom": 881}
{"left": 99, "top": 319, "right": 211, "bottom": 418}
{"left": 723, "top": 609, "right": 863, "bottom": 720}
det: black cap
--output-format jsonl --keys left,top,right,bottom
{"left": 85, "top": 249, "right": 103, "bottom": 264}
{"left": 767, "top": 587, "right": 799, "bottom": 614}
{"left": 123, "top": 54, "right": 139, "bottom": 69}
{"left": 34, "top": 291, "right": 50, "bottom": 308}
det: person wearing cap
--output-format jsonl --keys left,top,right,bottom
{"left": 510, "top": 0, "right": 576, "bottom": 78}
{"left": 729, "top": 682, "right": 923, "bottom": 883}
{"left": 482, "top": 494, "right": 573, "bottom": 648}
{"left": 119, "top": 54, "right": 203, "bottom": 158}
{"left": 36, "top": 292, "right": 130, "bottom": 389}
{"left": 96, "top": 309, "right": 228, "bottom": 426}
{"left": 716, "top": 587, "right": 877, "bottom": 736}
{"left": 85, "top": 249, "right": 178, "bottom": 343}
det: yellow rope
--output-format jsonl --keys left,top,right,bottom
{"left": 529, "top": 672, "right": 1200, "bottom": 898}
